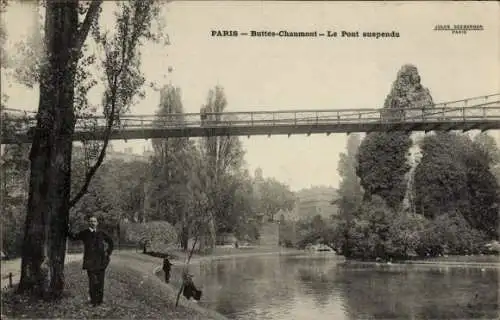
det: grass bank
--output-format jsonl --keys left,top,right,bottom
{"left": 1, "top": 252, "right": 227, "bottom": 320}
{"left": 149, "top": 246, "right": 304, "bottom": 274}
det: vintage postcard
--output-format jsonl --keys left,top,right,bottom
{"left": 1, "top": 1, "right": 499, "bottom": 319}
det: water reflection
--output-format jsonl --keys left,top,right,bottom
{"left": 168, "top": 255, "right": 499, "bottom": 320}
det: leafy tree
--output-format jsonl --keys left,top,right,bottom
{"left": 335, "top": 133, "right": 363, "bottom": 256}
{"left": 220, "top": 169, "right": 258, "bottom": 238}
{"left": 347, "top": 196, "right": 395, "bottom": 259}
{"left": 70, "top": 155, "right": 150, "bottom": 236}
{"left": 16, "top": 1, "right": 164, "bottom": 299}
{"left": 337, "top": 134, "right": 363, "bottom": 212}
{"left": 198, "top": 86, "right": 245, "bottom": 250}
{"left": 462, "top": 141, "right": 499, "bottom": 238}
{"left": 149, "top": 85, "right": 191, "bottom": 224}
{"left": 473, "top": 132, "right": 500, "bottom": 165}
{"left": 414, "top": 132, "right": 499, "bottom": 238}
{"left": 357, "top": 64, "right": 432, "bottom": 211}
{"left": 414, "top": 133, "right": 470, "bottom": 219}
{"left": 256, "top": 177, "right": 296, "bottom": 221}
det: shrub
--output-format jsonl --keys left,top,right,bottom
{"left": 122, "top": 220, "right": 178, "bottom": 249}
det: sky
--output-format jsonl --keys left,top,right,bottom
{"left": 1, "top": 1, "right": 499, "bottom": 191}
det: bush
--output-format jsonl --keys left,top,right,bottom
{"left": 122, "top": 220, "right": 178, "bottom": 250}
{"left": 386, "top": 212, "right": 428, "bottom": 258}
{"left": 1, "top": 204, "right": 25, "bottom": 258}
{"left": 416, "top": 212, "right": 488, "bottom": 256}
{"left": 346, "top": 196, "right": 395, "bottom": 259}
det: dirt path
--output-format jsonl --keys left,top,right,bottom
{"left": 1, "top": 253, "right": 83, "bottom": 290}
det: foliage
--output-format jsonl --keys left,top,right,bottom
{"left": 70, "top": 155, "right": 150, "bottom": 233}
{"left": 70, "top": 0, "right": 164, "bottom": 207}
{"left": 0, "top": 0, "right": 7, "bottom": 63}
{"left": 414, "top": 132, "right": 499, "bottom": 238}
{"left": 1, "top": 202, "right": 26, "bottom": 257}
{"left": 357, "top": 132, "right": 412, "bottom": 210}
{"left": 462, "top": 141, "right": 499, "bottom": 238}
{"left": 357, "top": 64, "right": 432, "bottom": 211}
{"left": 337, "top": 133, "right": 363, "bottom": 212}
{"left": 200, "top": 86, "right": 245, "bottom": 178}
{"left": 256, "top": 177, "right": 296, "bottom": 221}
{"left": 11, "top": 0, "right": 167, "bottom": 298}
{"left": 122, "top": 221, "right": 178, "bottom": 246}
{"left": 294, "top": 215, "right": 338, "bottom": 250}
{"left": 332, "top": 64, "right": 498, "bottom": 259}
{"left": 414, "top": 133, "right": 470, "bottom": 219}
{"left": 147, "top": 85, "right": 217, "bottom": 250}
{"left": 335, "top": 133, "right": 364, "bottom": 255}
{"left": 416, "top": 212, "right": 489, "bottom": 256}
{"left": 223, "top": 170, "right": 259, "bottom": 239}
{"left": 0, "top": 108, "right": 31, "bottom": 257}
{"left": 278, "top": 220, "right": 297, "bottom": 247}
{"left": 473, "top": 132, "right": 500, "bottom": 165}
{"left": 197, "top": 86, "right": 246, "bottom": 249}
{"left": 385, "top": 212, "right": 427, "bottom": 258}
{"left": 346, "top": 196, "right": 396, "bottom": 259}
{"left": 149, "top": 85, "right": 192, "bottom": 224}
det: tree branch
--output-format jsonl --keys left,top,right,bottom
{"left": 70, "top": 24, "right": 128, "bottom": 208}
{"left": 70, "top": 1, "right": 157, "bottom": 208}
{"left": 69, "top": 103, "right": 115, "bottom": 208}
{"left": 75, "top": 0, "right": 103, "bottom": 53}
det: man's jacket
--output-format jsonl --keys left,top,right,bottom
{"left": 68, "top": 229, "right": 114, "bottom": 271}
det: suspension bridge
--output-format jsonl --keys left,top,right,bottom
{"left": 1, "top": 94, "right": 500, "bottom": 144}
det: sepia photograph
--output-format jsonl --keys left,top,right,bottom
{"left": 0, "top": 1, "right": 499, "bottom": 319}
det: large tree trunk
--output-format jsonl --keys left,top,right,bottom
{"left": 18, "top": 2, "right": 78, "bottom": 299}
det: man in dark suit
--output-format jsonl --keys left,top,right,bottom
{"left": 162, "top": 257, "right": 173, "bottom": 283}
{"left": 68, "top": 215, "right": 114, "bottom": 306}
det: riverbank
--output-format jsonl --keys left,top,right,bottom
{"left": 400, "top": 255, "right": 500, "bottom": 268}
{"left": 1, "top": 251, "right": 228, "bottom": 320}
{"left": 344, "top": 254, "right": 499, "bottom": 266}
{"left": 152, "top": 246, "right": 304, "bottom": 273}
{"left": 162, "top": 248, "right": 499, "bottom": 269}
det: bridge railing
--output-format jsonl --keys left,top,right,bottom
{"left": 3, "top": 94, "right": 500, "bottom": 135}
{"left": 114, "top": 104, "right": 500, "bottom": 129}
{"left": 9, "top": 105, "right": 500, "bottom": 135}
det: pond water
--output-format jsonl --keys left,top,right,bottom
{"left": 166, "top": 254, "right": 499, "bottom": 319}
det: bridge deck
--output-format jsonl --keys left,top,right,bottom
{"left": 2, "top": 94, "right": 500, "bottom": 143}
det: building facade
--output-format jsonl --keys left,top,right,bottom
{"left": 295, "top": 186, "right": 339, "bottom": 220}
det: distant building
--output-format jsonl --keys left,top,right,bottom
{"left": 72, "top": 144, "right": 152, "bottom": 163}
{"left": 295, "top": 186, "right": 339, "bottom": 220}
{"left": 105, "top": 147, "right": 152, "bottom": 163}
{"left": 277, "top": 208, "right": 300, "bottom": 222}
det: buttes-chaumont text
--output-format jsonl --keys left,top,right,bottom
{"left": 211, "top": 30, "right": 400, "bottom": 39}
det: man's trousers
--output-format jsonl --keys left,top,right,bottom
{"left": 87, "top": 269, "right": 106, "bottom": 305}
